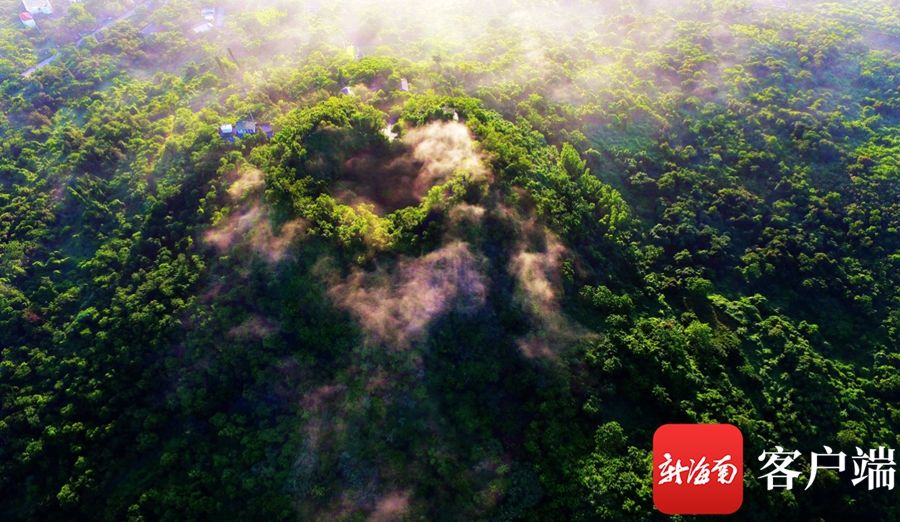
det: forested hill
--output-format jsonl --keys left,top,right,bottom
{"left": 0, "top": 0, "right": 897, "bottom": 520}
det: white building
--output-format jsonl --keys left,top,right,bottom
{"left": 22, "top": 0, "right": 53, "bottom": 15}
{"left": 192, "top": 22, "right": 213, "bottom": 34}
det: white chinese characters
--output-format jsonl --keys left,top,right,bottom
{"left": 758, "top": 446, "right": 895, "bottom": 491}
{"left": 851, "top": 447, "right": 895, "bottom": 491}
{"left": 758, "top": 447, "right": 802, "bottom": 490}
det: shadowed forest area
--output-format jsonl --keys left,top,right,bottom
{"left": 0, "top": 0, "right": 898, "bottom": 520}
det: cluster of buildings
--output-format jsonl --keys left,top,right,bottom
{"left": 19, "top": 0, "right": 54, "bottom": 29}
{"left": 191, "top": 6, "right": 223, "bottom": 34}
{"left": 138, "top": 6, "right": 224, "bottom": 38}
{"left": 19, "top": 0, "right": 88, "bottom": 29}
{"left": 219, "top": 120, "right": 274, "bottom": 142}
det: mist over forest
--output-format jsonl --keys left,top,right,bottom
{"left": 0, "top": 0, "right": 897, "bottom": 520}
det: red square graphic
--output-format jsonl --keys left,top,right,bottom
{"left": 653, "top": 423, "right": 743, "bottom": 515}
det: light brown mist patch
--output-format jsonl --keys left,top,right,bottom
{"left": 227, "top": 167, "right": 265, "bottom": 199}
{"left": 405, "top": 120, "right": 491, "bottom": 190}
{"left": 301, "top": 383, "right": 348, "bottom": 414}
{"left": 204, "top": 165, "right": 305, "bottom": 264}
{"left": 510, "top": 237, "right": 567, "bottom": 315}
{"left": 337, "top": 121, "right": 490, "bottom": 214}
{"left": 228, "top": 314, "right": 278, "bottom": 339}
{"left": 369, "top": 490, "right": 412, "bottom": 522}
{"left": 204, "top": 203, "right": 306, "bottom": 263}
{"left": 509, "top": 227, "right": 584, "bottom": 359}
{"left": 326, "top": 241, "right": 487, "bottom": 348}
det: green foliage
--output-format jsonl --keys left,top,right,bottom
{"left": 0, "top": 1, "right": 897, "bottom": 520}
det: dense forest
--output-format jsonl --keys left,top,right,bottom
{"left": 0, "top": 0, "right": 897, "bottom": 520}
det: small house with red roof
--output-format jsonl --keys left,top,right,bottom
{"left": 19, "top": 11, "right": 36, "bottom": 28}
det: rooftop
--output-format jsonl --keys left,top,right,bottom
{"left": 192, "top": 22, "right": 213, "bottom": 34}
{"left": 22, "top": 0, "right": 53, "bottom": 14}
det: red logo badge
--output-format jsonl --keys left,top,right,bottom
{"left": 653, "top": 423, "right": 743, "bottom": 515}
